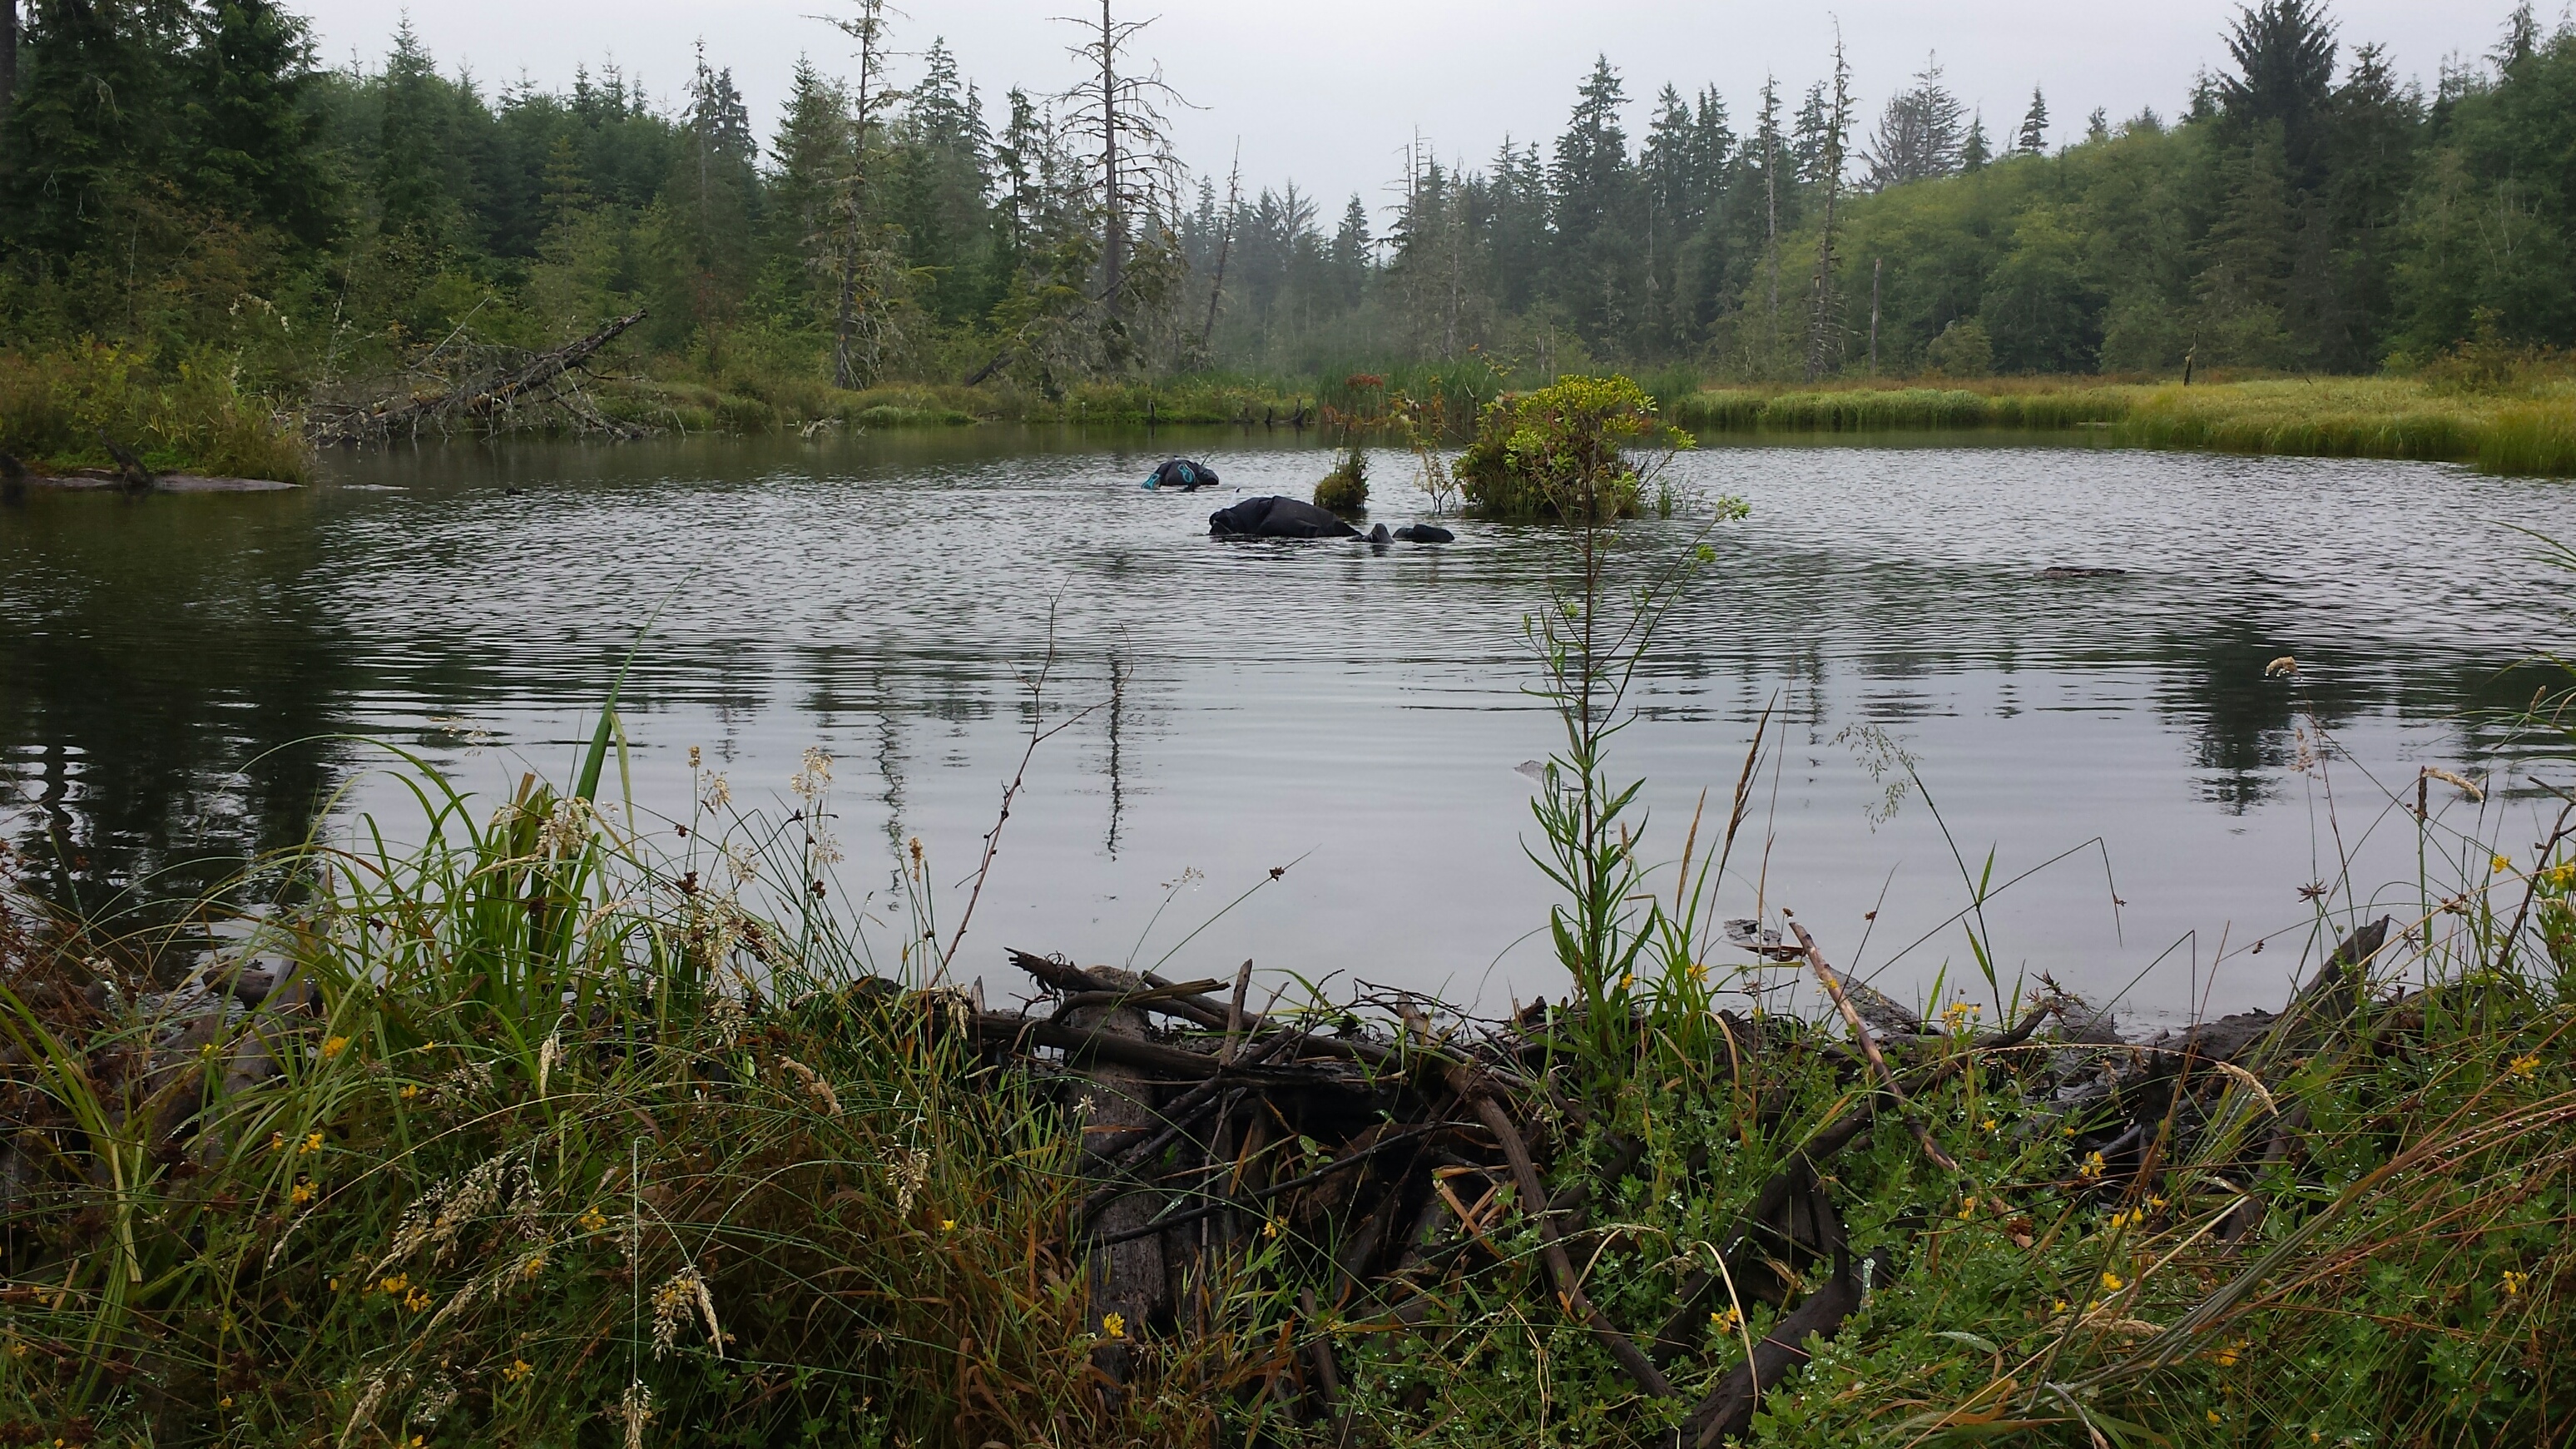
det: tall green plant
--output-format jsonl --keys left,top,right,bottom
{"left": 1515, "top": 379, "right": 1743, "bottom": 1074}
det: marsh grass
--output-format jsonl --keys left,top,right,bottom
{"left": 1665, "top": 374, "right": 2576, "bottom": 478}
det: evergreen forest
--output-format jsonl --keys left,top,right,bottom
{"left": 1, "top": 0, "right": 2574, "bottom": 430}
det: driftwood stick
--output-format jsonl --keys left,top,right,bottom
{"left": 1009, "top": 949, "right": 1406, "bottom": 1069}
{"left": 1455, "top": 1079, "right": 1676, "bottom": 1400}
{"left": 1222, "top": 959, "right": 1253, "bottom": 1067}
{"left": 1793, "top": 923, "right": 1959, "bottom": 1175}
{"left": 1086, "top": 1121, "right": 1464, "bottom": 1248}
{"left": 1686, "top": 1254, "right": 1871, "bottom": 1447}
{"left": 971, "top": 1010, "right": 1354, "bottom": 1087}
{"left": 1651, "top": 1104, "right": 1876, "bottom": 1363}
{"left": 1298, "top": 1288, "right": 1349, "bottom": 1433}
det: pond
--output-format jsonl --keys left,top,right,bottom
{"left": 4, "top": 428, "right": 2572, "bottom": 1026}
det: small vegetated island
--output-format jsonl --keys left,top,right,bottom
{"left": 2, "top": 2, "right": 2574, "bottom": 1447}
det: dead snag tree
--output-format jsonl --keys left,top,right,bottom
{"left": 1058, "top": 0, "right": 1182, "bottom": 359}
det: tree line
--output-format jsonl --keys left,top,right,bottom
{"left": 0, "top": 0, "right": 2569, "bottom": 400}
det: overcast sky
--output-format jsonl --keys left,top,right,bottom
{"left": 299, "top": 1, "right": 2520, "bottom": 223}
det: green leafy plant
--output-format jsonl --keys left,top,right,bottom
{"left": 1454, "top": 375, "right": 1693, "bottom": 521}
{"left": 1312, "top": 444, "right": 1369, "bottom": 515}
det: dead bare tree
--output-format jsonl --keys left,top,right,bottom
{"left": 1199, "top": 140, "right": 1240, "bottom": 349}
{"left": 1058, "top": 0, "right": 1184, "bottom": 351}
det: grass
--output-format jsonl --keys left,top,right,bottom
{"left": 1662, "top": 375, "right": 2576, "bottom": 477}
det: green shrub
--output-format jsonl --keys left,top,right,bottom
{"left": 711, "top": 392, "right": 780, "bottom": 434}
{"left": 1455, "top": 375, "right": 1690, "bottom": 521}
{"left": 0, "top": 342, "right": 310, "bottom": 482}
{"left": 1924, "top": 316, "right": 1995, "bottom": 377}
{"left": 1312, "top": 445, "right": 1369, "bottom": 514}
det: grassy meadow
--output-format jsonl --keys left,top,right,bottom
{"left": 1663, "top": 375, "right": 2576, "bottom": 477}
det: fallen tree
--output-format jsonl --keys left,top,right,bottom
{"left": 309, "top": 310, "right": 651, "bottom": 445}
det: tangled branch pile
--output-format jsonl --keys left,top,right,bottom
{"left": 307, "top": 311, "right": 652, "bottom": 447}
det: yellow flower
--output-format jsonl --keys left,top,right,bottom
{"left": 321, "top": 1035, "right": 350, "bottom": 1059}
{"left": 2503, "top": 1270, "right": 2529, "bottom": 1297}
{"left": 1957, "top": 1197, "right": 1978, "bottom": 1220}
{"left": 217, "top": 1397, "right": 233, "bottom": 1409}
{"left": 579, "top": 1207, "right": 608, "bottom": 1233}
{"left": 2212, "top": 1340, "right": 2242, "bottom": 1367}
{"left": 2494, "top": 855, "right": 2514, "bottom": 875}
{"left": 939, "top": 1218, "right": 956, "bottom": 1233}
{"left": 299, "top": 1131, "right": 324, "bottom": 1155}
{"left": 290, "top": 1179, "right": 316, "bottom": 1206}
{"left": 1262, "top": 1218, "right": 1281, "bottom": 1239}
{"left": 2108, "top": 1209, "right": 2134, "bottom": 1230}
{"left": 268, "top": 1132, "right": 285, "bottom": 1153}
{"left": 404, "top": 1285, "right": 433, "bottom": 1313}
{"left": 2100, "top": 1271, "right": 2125, "bottom": 1293}
{"left": 1100, "top": 1313, "right": 1127, "bottom": 1340}
{"left": 1618, "top": 973, "right": 1635, "bottom": 991}
{"left": 2050, "top": 1298, "right": 2068, "bottom": 1315}
{"left": 503, "top": 1358, "right": 533, "bottom": 1384}
{"left": 2078, "top": 1151, "right": 2106, "bottom": 1181}
{"left": 2207, "top": 1410, "right": 2223, "bottom": 1425}
{"left": 1711, "top": 1305, "right": 1743, "bottom": 1334}
{"left": 399, "top": 1084, "right": 419, "bottom": 1100}
{"left": 378, "top": 1273, "right": 409, "bottom": 1294}
{"left": 2509, "top": 1054, "right": 2540, "bottom": 1078}
{"left": 329, "top": 1277, "right": 340, "bottom": 1292}
{"left": 1979, "top": 1118, "right": 1998, "bottom": 1133}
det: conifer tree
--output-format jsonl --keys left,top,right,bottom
{"left": 2017, "top": 86, "right": 2049, "bottom": 154}
{"left": 186, "top": 1, "right": 334, "bottom": 250}
{"left": 1804, "top": 27, "right": 1854, "bottom": 380}
{"left": 1, "top": 0, "right": 20, "bottom": 154}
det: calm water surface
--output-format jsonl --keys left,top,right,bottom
{"left": 5, "top": 429, "right": 2573, "bottom": 1025}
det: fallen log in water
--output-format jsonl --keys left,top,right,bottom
{"left": 310, "top": 310, "right": 651, "bottom": 445}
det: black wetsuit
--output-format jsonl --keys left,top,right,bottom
{"left": 1147, "top": 458, "right": 1220, "bottom": 491}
